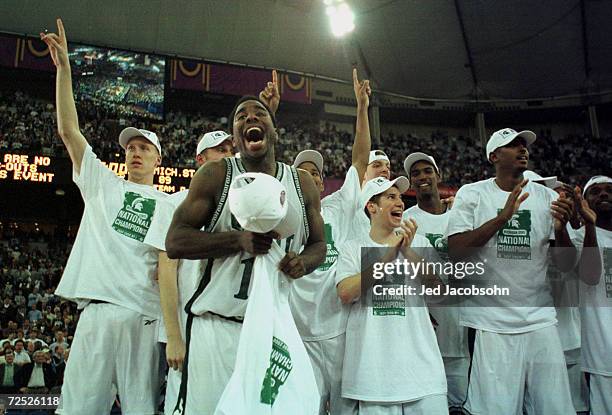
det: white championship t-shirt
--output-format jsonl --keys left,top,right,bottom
{"left": 446, "top": 178, "right": 558, "bottom": 334}
{"left": 56, "top": 145, "right": 173, "bottom": 318}
{"left": 404, "top": 205, "right": 469, "bottom": 358}
{"left": 575, "top": 226, "right": 612, "bottom": 376}
{"left": 335, "top": 233, "right": 446, "bottom": 402}
{"left": 290, "top": 165, "right": 362, "bottom": 341}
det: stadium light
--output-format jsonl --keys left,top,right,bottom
{"left": 325, "top": 0, "right": 354, "bottom": 37}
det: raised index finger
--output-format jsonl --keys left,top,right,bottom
{"left": 352, "top": 68, "right": 359, "bottom": 86}
{"left": 272, "top": 69, "right": 278, "bottom": 88}
{"left": 57, "top": 18, "right": 66, "bottom": 41}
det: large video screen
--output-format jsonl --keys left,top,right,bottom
{"left": 69, "top": 45, "right": 165, "bottom": 120}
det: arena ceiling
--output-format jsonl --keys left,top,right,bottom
{"left": 1, "top": 0, "right": 611, "bottom": 101}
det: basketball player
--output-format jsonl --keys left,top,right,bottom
{"left": 164, "top": 95, "right": 325, "bottom": 414}
{"left": 41, "top": 19, "right": 175, "bottom": 414}
{"left": 336, "top": 177, "right": 448, "bottom": 414}
{"left": 160, "top": 130, "right": 233, "bottom": 414}
{"left": 576, "top": 175, "right": 611, "bottom": 415}
{"left": 402, "top": 152, "right": 469, "bottom": 413}
{"left": 288, "top": 68, "right": 373, "bottom": 414}
{"left": 447, "top": 128, "right": 577, "bottom": 414}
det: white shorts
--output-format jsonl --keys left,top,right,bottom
{"left": 587, "top": 372, "right": 612, "bottom": 415}
{"left": 304, "top": 333, "right": 354, "bottom": 415}
{"left": 355, "top": 394, "right": 448, "bottom": 415}
{"left": 56, "top": 302, "right": 161, "bottom": 415}
{"left": 465, "top": 325, "right": 574, "bottom": 415}
{"left": 564, "top": 349, "right": 589, "bottom": 412}
{"left": 168, "top": 313, "right": 240, "bottom": 415}
{"left": 442, "top": 357, "right": 469, "bottom": 410}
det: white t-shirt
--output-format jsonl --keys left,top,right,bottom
{"left": 56, "top": 146, "right": 173, "bottom": 318}
{"left": 289, "top": 165, "right": 361, "bottom": 341}
{"left": 335, "top": 233, "right": 446, "bottom": 402}
{"left": 446, "top": 178, "right": 558, "bottom": 334}
{"left": 404, "top": 204, "right": 469, "bottom": 357}
{"left": 575, "top": 226, "right": 612, "bottom": 376}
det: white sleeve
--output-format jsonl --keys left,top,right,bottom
{"left": 335, "top": 240, "right": 362, "bottom": 286}
{"left": 143, "top": 197, "right": 174, "bottom": 252}
{"left": 72, "top": 145, "right": 118, "bottom": 201}
{"left": 446, "top": 185, "right": 479, "bottom": 237}
{"left": 322, "top": 166, "right": 363, "bottom": 239}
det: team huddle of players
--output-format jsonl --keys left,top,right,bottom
{"left": 40, "top": 19, "right": 611, "bottom": 415}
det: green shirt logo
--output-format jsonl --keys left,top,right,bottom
{"left": 112, "top": 192, "right": 156, "bottom": 242}
{"left": 260, "top": 336, "right": 292, "bottom": 405}
{"left": 317, "top": 223, "right": 339, "bottom": 271}
{"left": 425, "top": 232, "right": 448, "bottom": 259}
{"left": 496, "top": 209, "right": 532, "bottom": 260}
{"left": 604, "top": 247, "right": 612, "bottom": 298}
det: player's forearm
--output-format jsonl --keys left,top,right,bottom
{"left": 577, "top": 223, "right": 601, "bottom": 285}
{"left": 551, "top": 228, "right": 577, "bottom": 272}
{"left": 297, "top": 241, "right": 326, "bottom": 275}
{"left": 337, "top": 274, "right": 361, "bottom": 304}
{"left": 158, "top": 253, "right": 181, "bottom": 341}
{"left": 56, "top": 65, "right": 87, "bottom": 169}
{"left": 448, "top": 216, "right": 506, "bottom": 260}
{"left": 352, "top": 103, "right": 371, "bottom": 169}
{"left": 166, "top": 225, "right": 242, "bottom": 260}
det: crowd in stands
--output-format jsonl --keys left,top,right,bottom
{"left": 0, "top": 225, "right": 75, "bottom": 395}
{"left": 0, "top": 90, "right": 609, "bottom": 188}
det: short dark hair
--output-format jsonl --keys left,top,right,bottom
{"left": 363, "top": 193, "right": 384, "bottom": 220}
{"left": 228, "top": 95, "right": 277, "bottom": 128}
{"left": 13, "top": 339, "right": 24, "bottom": 347}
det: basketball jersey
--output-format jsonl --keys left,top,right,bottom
{"left": 187, "top": 157, "right": 310, "bottom": 319}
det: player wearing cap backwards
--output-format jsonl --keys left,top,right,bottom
{"left": 402, "top": 152, "right": 468, "bottom": 414}
{"left": 574, "top": 175, "right": 611, "bottom": 415}
{"left": 41, "top": 19, "right": 175, "bottom": 414}
{"left": 284, "top": 69, "right": 373, "bottom": 414}
{"left": 164, "top": 90, "right": 325, "bottom": 413}
{"left": 335, "top": 176, "right": 448, "bottom": 414}
{"left": 160, "top": 130, "right": 233, "bottom": 415}
{"left": 447, "top": 128, "right": 578, "bottom": 414}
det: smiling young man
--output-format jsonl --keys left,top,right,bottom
{"left": 335, "top": 176, "right": 448, "bottom": 414}
{"left": 402, "top": 152, "right": 469, "bottom": 413}
{"left": 447, "top": 128, "right": 577, "bottom": 414}
{"left": 164, "top": 95, "right": 325, "bottom": 414}
{"left": 42, "top": 20, "right": 175, "bottom": 415}
{"left": 575, "top": 176, "right": 612, "bottom": 415}
{"left": 288, "top": 69, "right": 373, "bottom": 414}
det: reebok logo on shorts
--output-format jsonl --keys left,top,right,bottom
{"left": 112, "top": 192, "right": 156, "bottom": 242}
{"left": 144, "top": 319, "right": 157, "bottom": 326}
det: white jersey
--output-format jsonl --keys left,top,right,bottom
{"left": 576, "top": 226, "right": 612, "bottom": 376}
{"left": 336, "top": 233, "right": 446, "bottom": 402}
{"left": 447, "top": 178, "right": 558, "bottom": 334}
{"left": 548, "top": 227, "right": 581, "bottom": 351}
{"left": 56, "top": 146, "right": 173, "bottom": 318}
{"left": 188, "top": 158, "right": 309, "bottom": 318}
{"left": 404, "top": 204, "right": 469, "bottom": 357}
{"left": 289, "top": 165, "right": 361, "bottom": 341}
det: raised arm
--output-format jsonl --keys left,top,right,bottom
{"left": 279, "top": 170, "right": 326, "bottom": 278}
{"left": 165, "top": 160, "right": 276, "bottom": 260}
{"left": 351, "top": 68, "right": 372, "bottom": 179}
{"left": 40, "top": 19, "right": 87, "bottom": 174}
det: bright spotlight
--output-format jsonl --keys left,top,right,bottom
{"left": 326, "top": 1, "right": 355, "bottom": 37}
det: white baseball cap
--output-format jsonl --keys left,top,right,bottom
{"left": 293, "top": 150, "right": 324, "bottom": 175}
{"left": 228, "top": 173, "right": 288, "bottom": 234}
{"left": 403, "top": 152, "right": 439, "bottom": 176}
{"left": 118, "top": 127, "right": 161, "bottom": 154}
{"left": 196, "top": 131, "right": 232, "bottom": 156}
{"left": 360, "top": 176, "right": 410, "bottom": 208}
{"left": 486, "top": 128, "right": 536, "bottom": 162}
{"left": 583, "top": 175, "right": 612, "bottom": 196}
{"left": 368, "top": 150, "right": 390, "bottom": 165}
{"left": 523, "top": 170, "right": 561, "bottom": 189}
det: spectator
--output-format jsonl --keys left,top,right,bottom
{"left": 0, "top": 298, "right": 16, "bottom": 327}
{"left": 49, "top": 330, "right": 68, "bottom": 354}
{"left": 12, "top": 340, "right": 30, "bottom": 366}
{"left": 27, "top": 304, "right": 42, "bottom": 323}
{"left": 16, "top": 349, "right": 55, "bottom": 394}
{"left": 0, "top": 349, "right": 18, "bottom": 393}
